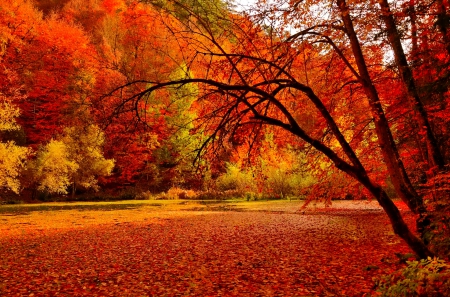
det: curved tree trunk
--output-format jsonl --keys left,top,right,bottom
{"left": 337, "top": 0, "right": 425, "bottom": 214}
{"left": 359, "top": 175, "right": 433, "bottom": 259}
{"left": 285, "top": 93, "right": 433, "bottom": 258}
{"left": 130, "top": 1, "right": 434, "bottom": 258}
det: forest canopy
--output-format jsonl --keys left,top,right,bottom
{"left": 0, "top": 0, "right": 450, "bottom": 259}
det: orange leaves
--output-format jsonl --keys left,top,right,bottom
{"left": 0, "top": 202, "right": 415, "bottom": 296}
{"left": 102, "top": 0, "right": 125, "bottom": 14}
{"left": 0, "top": 0, "right": 100, "bottom": 145}
{"left": 116, "top": 2, "right": 183, "bottom": 81}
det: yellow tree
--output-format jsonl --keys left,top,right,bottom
{"left": 29, "top": 139, "right": 78, "bottom": 195}
{"left": 61, "top": 124, "right": 115, "bottom": 197}
{"left": 0, "top": 94, "right": 30, "bottom": 194}
{"left": 27, "top": 125, "right": 114, "bottom": 197}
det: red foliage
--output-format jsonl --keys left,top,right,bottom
{"left": 0, "top": 207, "right": 415, "bottom": 296}
{"left": 0, "top": 1, "right": 98, "bottom": 145}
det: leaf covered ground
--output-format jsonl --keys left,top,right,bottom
{"left": 0, "top": 200, "right": 414, "bottom": 296}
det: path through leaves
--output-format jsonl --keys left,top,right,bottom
{"left": 0, "top": 201, "right": 413, "bottom": 296}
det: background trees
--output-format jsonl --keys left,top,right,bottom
{"left": 0, "top": 0, "right": 449, "bottom": 258}
{"left": 60, "top": 125, "right": 115, "bottom": 196}
{"left": 28, "top": 139, "right": 78, "bottom": 195}
{"left": 0, "top": 0, "right": 113, "bottom": 197}
{"left": 0, "top": 94, "right": 30, "bottom": 194}
{"left": 106, "top": 0, "right": 449, "bottom": 258}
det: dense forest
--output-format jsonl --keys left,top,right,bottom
{"left": 1, "top": 0, "right": 317, "bottom": 199}
{"left": 1, "top": 0, "right": 450, "bottom": 259}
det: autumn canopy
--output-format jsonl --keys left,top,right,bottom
{"left": 1, "top": 0, "right": 450, "bottom": 275}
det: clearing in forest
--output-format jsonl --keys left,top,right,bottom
{"left": 0, "top": 200, "right": 414, "bottom": 296}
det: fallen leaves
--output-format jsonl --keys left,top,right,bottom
{"left": 0, "top": 201, "right": 414, "bottom": 296}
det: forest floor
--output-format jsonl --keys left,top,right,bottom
{"left": 0, "top": 199, "right": 415, "bottom": 296}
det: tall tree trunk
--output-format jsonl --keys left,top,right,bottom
{"left": 377, "top": 0, "right": 445, "bottom": 172}
{"left": 72, "top": 183, "right": 76, "bottom": 199}
{"left": 337, "top": 0, "right": 425, "bottom": 214}
{"left": 407, "top": 0, "right": 419, "bottom": 66}
{"left": 436, "top": 0, "right": 450, "bottom": 56}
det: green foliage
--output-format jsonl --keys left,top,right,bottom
{"left": 152, "top": 64, "right": 206, "bottom": 188}
{"left": 376, "top": 258, "right": 450, "bottom": 297}
{"left": 214, "top": 141, "right": 317, "bottom": 199}
{"left": 260, "top": 164, "right": 298, "bottom": 199}
{"left": 216, "top": 162, "right": 256, "bottom": 194}
{"left": 149, "top": 0, "right": 230, "bottom": 35}
{"left": 255, "top": 134, "right": 316, "bottom": 199}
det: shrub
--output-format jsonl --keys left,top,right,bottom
{"left": 216, "top": 163, "right": 256, "bottom": 194}
{"left": 376, "top": 257, "right": 450, "bottom": 296}
{"left": 164, "top": 187, "right": 197, "bottom": 200}
{"left": 263, "top": 167, "right": 295, "bottom": 198}
{"left": 135, "top": 190, "right": 155, "bottom": 200}
{"left": 68, "top": 188, "right": 137, "bottom": 202}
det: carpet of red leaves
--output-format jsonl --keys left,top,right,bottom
{"left": 0, "top": 204, "right": 414, "bottom": 296}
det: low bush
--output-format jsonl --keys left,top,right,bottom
{"left": 416, "top": 171, "right": 450, "bottom": 258}
{"left": 376, "top": 257, "right": 450, "bottom": 296}
{"left": 216, "top": 163, "right": 256, "bottom": 194}
{"left": 158, "top": 187, "right": 197, "bottom": 200}
{"left": 135, "top": 190, "right": 156, "bottom": 200}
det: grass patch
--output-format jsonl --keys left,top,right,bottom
{"left": 0, "top": 200, "right": 186, "bottom": 215}
{"left": 0, "top": 204, "right": 145, "bottom": 214}
{"left": 0, "top": 199, "right": 261, "bottom": 214}
{"left": 0, "top": 198, "right": 384, "bottom": 216}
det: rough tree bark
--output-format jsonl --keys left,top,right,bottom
{"left": 337, "top": 0, "right": 426, "bottom": 214}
